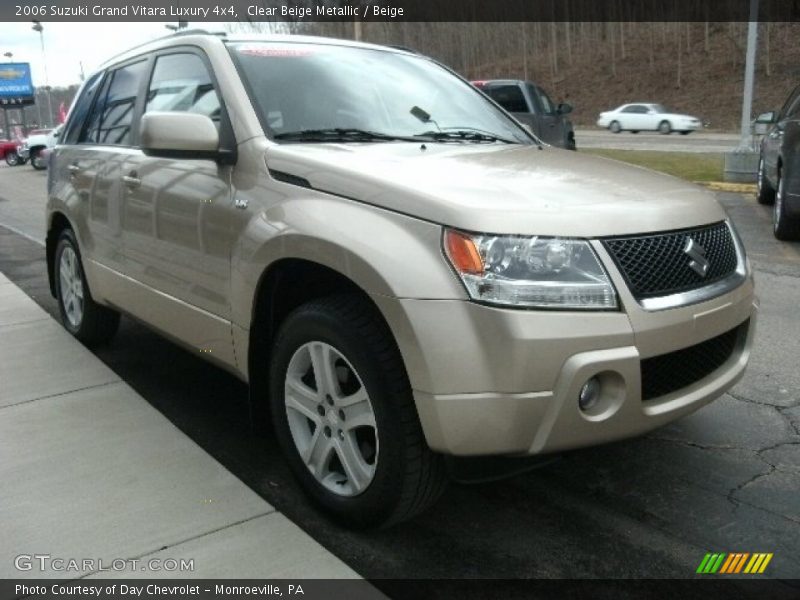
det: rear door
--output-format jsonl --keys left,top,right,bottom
{"left": 54, "top": 59, "right": 149, "bottom": 283}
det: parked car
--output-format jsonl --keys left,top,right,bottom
{"left": 0, "top": 138, "right": 23, "bottom": 166}
{"left": 48, "top": 33, "right": 755, "bottom": 528}
{"left": 18, "top": 127, "right": 58, "bottom": 170}
{"left": 472, "top": 79, "right": 576, "bottom": 149}
{"left": 597, "top": 103, "right": 702, "bottom": 134}
{"left": 755, "top": 83, "right": 800, "bottom": 240}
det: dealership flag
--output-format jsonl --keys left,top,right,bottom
{"left": 58, "top": 102, "right": 67, "bottom": 124}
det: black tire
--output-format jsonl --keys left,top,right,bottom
{"left": 658, "top": 120, "right": 672, "bottom": 134}
{"left": 609, "top": 121, "right": 622, "bottom": 134}
{"left": 756, "top": 156, "right": 775, "bottom": 205}
{"left": 566, "top": 134, "right": 576, "bottom": 150}
{"left": 30, "top": 148, "right": 47, "bottom": 170}
{"left": 773, "top": 171, "right": 800, "bottom": 241}
{"left": 5, "top": 150, "right": 20, "bottom": 166}
{"left": 268, "top": 294, "right": 447, "bottom": 528}
{"left": 55, "top": 228, "right": 120, "bottom": 346}
{"left": 630, "top": 130, "right": 639, "bottom": 134}
{"left": 679, "top": 130, "right": 691, "bottom": 135}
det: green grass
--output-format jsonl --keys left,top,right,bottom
{"left": 581, "top": 149, "right": 724, "bottom": 182}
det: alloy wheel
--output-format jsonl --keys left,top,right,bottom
{"left": 284, "top": 341, "right": 378, "bottom": 497}
{"left": 59, "top": 246, "right": 84, "bottom": 328}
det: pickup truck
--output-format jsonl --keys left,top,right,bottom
{"left": 18, "top": 127, "right": 59, "bottom": 170}
{"left": 472, "top": 79, "right": 576, "bottom": 150}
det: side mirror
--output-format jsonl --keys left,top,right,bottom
{"left": 755, "top": 111, "right": 777, "bottom": 124}
{"left": 557, "top": 103, "right": 573, "bottom": 115}
{"left": 140, "top": 112, "right": 220, "bottom": 160}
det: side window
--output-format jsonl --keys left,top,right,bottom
{"left": 621, "top": 105, "right": 637, "bottom": 113}
{"left": 146, "top": 53, "right": 221, "bottom": 124}
{"left": 484, "top": 85, "right": 528, "bottom": 114}
{"left": 80, "top": 60, "right": 147, "bottom": 146}
{"left": 62, "top": 72, "right": 103, "bottom": 145}
{"left": 535, "top": 87, "right": 556, "bottom": 115}
{"left": 783, "top": 87, "right": 800, "bottom": 119}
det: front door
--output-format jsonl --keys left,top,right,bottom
{"left": 120, "top": 50, "right": 237, "bottom": 366}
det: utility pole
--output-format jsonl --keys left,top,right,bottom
{"left": 723, "top": 0, "right": 760, "bottom": 181}
{"left": 737, "top": 0, "right": 759, "bottom": 151}
{"left": 32, "top": 20, "right": 54, "bottom": 128}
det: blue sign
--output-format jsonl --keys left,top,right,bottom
{"left": 0, "top": 63, "right": 35, "bottom": 106}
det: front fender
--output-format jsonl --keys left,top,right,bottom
{"left": 230, "top": 190, "right": 467, "bottom": 329}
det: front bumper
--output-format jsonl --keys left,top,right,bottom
{"left": 374, "top": 269, "right": 756, "bottom": 457}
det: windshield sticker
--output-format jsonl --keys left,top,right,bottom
{"left": 236, "top": 46, "right": 316, "bottom": 58}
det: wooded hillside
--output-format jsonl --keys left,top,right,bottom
{"left": 259, "top": 21, "right": 800, "bottom": 130}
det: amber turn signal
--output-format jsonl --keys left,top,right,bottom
{"left": 444, "top": 229, "right": 484, "bottom": 275}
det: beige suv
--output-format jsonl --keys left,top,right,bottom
{"left": 47, "top": 32, "right": 756, "bottom": 527}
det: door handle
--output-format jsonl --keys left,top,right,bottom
{"left": 121, "top": 173, "right": 141, "bottom": 188}
{"left": 68, "top": 164, "right": 81, "bottom": 174}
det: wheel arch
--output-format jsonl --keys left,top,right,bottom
{"left": 245, "top": 256, "right": 409, "bottom": 432}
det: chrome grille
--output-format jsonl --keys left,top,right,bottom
{"left": 602, "top": 222, "right": 738, "bottom": 299}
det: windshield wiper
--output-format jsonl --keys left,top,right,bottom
{"left": 273, "top": 128, "right": 419, "bottom": 143}
{"left": 414, "top": 128, "right": 517, "bottom": 144}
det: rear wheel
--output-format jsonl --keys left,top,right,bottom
{"left": 773, "top": 171, "right": 800, "bottom": 241}
{"left": 756, "top": 157, "right": 775, "bottom": 205}
{"left": 55, "top": 229, "right": 120, "bottom": 346}
{"left": 658, "top": 120, "right": 672, "bottom": 134}
{"left": 609, "top": 121, "right": 622, "bottom": 134}
{"left": 268, "top": 294, "right": 447, "bottom": 528}
{"left": 30, "top": 148, "right": 47, "bottom": 170}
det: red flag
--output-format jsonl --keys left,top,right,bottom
{"left": 57, "top": 102, "right": 67, "bottom": 124}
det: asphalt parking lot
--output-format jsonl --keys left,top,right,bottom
{"left": 0, "top": 163, "right": 798, "bottom": 592}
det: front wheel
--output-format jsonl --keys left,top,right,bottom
{"left": 268, "top": 294, "right": 447, "bottom": 528}
{"left": 658, "top": 120, "right": 672, "bottom": 134}
{"left": 55, "top": 229, "right": 120, "bottom": 346}
{"left": 773, "top": 172, "right": 800, "bottom": 241}
{"left": 5, "top": 150, "right": 20, "bottom": 166}
{"left": 30, "top": 148, "right": 47, "bottom": 170}
{"left": 609, "top": 121, "right": 622, "bottom": 134}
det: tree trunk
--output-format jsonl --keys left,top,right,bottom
{"left": 522, "top": 22, "right": 528, "bottom": 80}
{"left": 676, "top": 22, "right": 682, "bottom": 89}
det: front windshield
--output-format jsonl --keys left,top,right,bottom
{"left": 229, "top": 42, "right": 533, "bottom": 144}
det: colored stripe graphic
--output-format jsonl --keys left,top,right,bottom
{"left": 700, "top": 552, "right": 774, "bottom": 574}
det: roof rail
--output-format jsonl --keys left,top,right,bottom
{"left": 385, "top": 44, "right": 417, "bottom": 54}
{"left": 169, "top": 28, "right": 227, "bottom": 38}
{"left": 98, "top": 29, "right": 226, "bottom": 71}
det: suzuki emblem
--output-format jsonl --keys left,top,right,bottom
{"left": 684, "top": 238, "right": 710, "bottom": 277}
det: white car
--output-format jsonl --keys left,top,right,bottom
{"left": 597, "top": 103, "right": 702, "bottom": 135}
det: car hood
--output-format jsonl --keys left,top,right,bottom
{"left": 264, "top": 142, "right": 726, "bottom": 237}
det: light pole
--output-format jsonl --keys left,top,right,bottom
{"left": 32, "top": 20, "right": 54, "bottom": 128}
{"left": 1, "top": 53, "right": 11, "bottom": 138}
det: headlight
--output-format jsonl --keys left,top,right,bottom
{"left": 444, "top": 229, "right": 618, "bottom": 309}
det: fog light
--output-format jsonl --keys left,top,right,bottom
{"left": 578, "top": 377, "right": 601, "bottom": 411}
